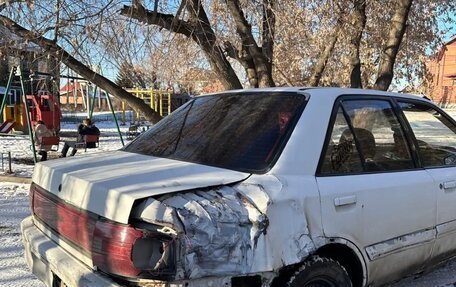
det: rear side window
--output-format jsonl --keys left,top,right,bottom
{"left": 319, "top": 107, "right": 363, "bottom": 174}
{"left": 320, "top": 98, "right": 414, "bottom": 175}
{"left": 399, "top": 101, "right": 456, "bottom": 167}
{"left": 123, "top": 92, "right": 307, "bottom": 173}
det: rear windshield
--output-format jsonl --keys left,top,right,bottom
{"left": 123, "top": 92, "right": 307, "bottom": 173}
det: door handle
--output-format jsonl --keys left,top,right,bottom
{"left": 334, "top": 195, "right": 357, "bottom": 207}
{"left": 440, "top": 181, "right": 456, "bottom": 190}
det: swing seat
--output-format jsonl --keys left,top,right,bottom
{"left": 126, "top": 124, "right": 140, "bottom": 140}
{"left": 40, "top": 136, "right": 60, "bottom": 151}
{"left": 74, "top": 135, "right": 99, "bottom": 151}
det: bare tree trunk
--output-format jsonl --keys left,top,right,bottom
{"left": 225, "top": 0, "right": 275, "bottom": 87}
{"left": 349, "top": 0, "right": 366, "bottom": 88}
{"left": 187, "top": 0, "right": 243, "bottom": 90}
{"left": 262, "top": 0, "right": 275, "bottom": 73}
{"left": 308, "top": 17, "right": 343, "bottom": 87}
{"left": 374, "top": 0, "right": 413, "bottom": 91}
{"left": 224, "top": 41, "right": 258, "bottom": 87}
{"left": 121, "top": 2, "right": 243, "bottom": 90}
{"left": 0, "top": 15, "right": 163, "bottom": 123}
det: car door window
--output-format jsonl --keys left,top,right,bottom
{"left": 399, "top": 101, "right": 456, "bottom": 167}
{"left": 320, "top": 107, "right": 363, "bottom": 174}
{"left": 320, "top": 99, "right": 414, "bottom": 175}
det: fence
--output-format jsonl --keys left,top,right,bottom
{"left": 61, "top": 111, "right": 134, "bottom": 124}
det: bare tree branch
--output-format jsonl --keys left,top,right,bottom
{"left": 224, "top": 41, "right": 258, "bottom": 87}
{"left": 120, "top": 4, "right": 194, "bottom": 37}
{"left": 122, "top": 1, "right": 243, "bottom": 90}
{"left": 225, "top": 0, "right": 274, "bottom": 87}
{"left": 53, "top": 0, "right": 61, "bottom": 43}
{"left": 0, "top": 15, "right": 163, "bottom": 123}
{"left": 308, "top": 15, "right": 343, "bottom": 86}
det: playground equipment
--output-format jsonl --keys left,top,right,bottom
{"left": 0, "top": 119, "right": 15, "bottom": 133}
{"left": 57, "top": 73, "right": 125, "bottom": 148}
{"left": 0, "top": 67, "right": 62, "bottom": 163}
{"left": 0, "top": 66, "right": 40, "bottom": 163}
{"left": 1, "top": 71, "right": 61, "bottom": 134}
{"left": 73, "top": 134, "right": 100, "bottom": 152}
{"left": 27, "top": 91, "right": 62, "bottom": 133}
{"left": 0, "top": 66, "right": 126, "bottom": 164}
{"left": 124, "top": 88, "right": 191, "bottom": 124}
{"left": 125, "top": 88, "right": 171, "bottom": 120}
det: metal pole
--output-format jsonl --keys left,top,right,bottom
{"left": 159, "top": 93, "right": 163, "bottom": 116}
{"left": 73, "top": 79, "right": 78, "bottom": 109}
{"left": 7, "top": 151, "right": 11, "bottom": 173}
{"left": 150, "top": 90, "right": 154, "bottom": 110}
{"left": 19, "top": 68, "right": 38, "bottom": 164}
{"left": 121, "top": 101, "right": 126, "bottom": 124}
{"left": 137, "top": 92, "right": 141, "bottom": 122}
{"left": 0, "top": 67, "right": 17, "bottom": 122}
{"left": 106, "top": 93, "right": 124, "bottom": 146}
{"left": 168, "top": 92, "right": 171, "bottom": 115}
{"left": 98, "top": 86, "right": 101, "bottom": 110}
{"left": 86, "top": 83, "right": 90, "bottom": 118}
{"left": 90, "top": 86, "right": 97, "bottom": 118}
{"left": 31, "top": 71, "right": 87, "bottom": 81}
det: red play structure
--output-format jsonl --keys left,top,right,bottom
{"left": 26, "top": 91, "right": 61, "bottom": 133}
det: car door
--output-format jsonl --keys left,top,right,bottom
{"left": 316, "top": 97, "right": 437, "bottom": 286}
{"left": 398, "top": 100, "right": 456, "bottom": 261}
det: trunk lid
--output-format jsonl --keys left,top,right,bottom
{"left": 32, "top": 151, "right": 250, "bottom": 223}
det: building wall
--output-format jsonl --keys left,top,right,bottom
{"left": 428, "top": 39, "right": 456, "bottom": 106}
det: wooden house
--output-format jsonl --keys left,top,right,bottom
{"left": 427, "top": 37, "right": 456, "bottom": 106}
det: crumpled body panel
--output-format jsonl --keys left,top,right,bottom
{"left": 133, "top": 176, "right": 316, "bottom": 280}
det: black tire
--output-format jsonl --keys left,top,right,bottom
{"left": 287, "top": 256, "right": 353, "bottom": 287}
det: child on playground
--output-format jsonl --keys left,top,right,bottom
{"left": 34, "top": 120, "right": 53, "bottom": 161}
{"left": 61, "top": 118, "right": 100, "bottom": 157}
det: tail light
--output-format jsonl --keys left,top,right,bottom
{"left": 31, "top": 183, "right": 175, "bottom": 278}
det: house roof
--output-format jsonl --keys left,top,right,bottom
{"left": 434, "top": 35, "right": 456, "bottom": 61}
{"left": 445, "top": 36, "right": 456, "bottom": 46}
{"left": 59, "top": 82, "right": 85, "bottom": 95}
{"left": 59, "top": 82, "right": 108, "bottom": 98}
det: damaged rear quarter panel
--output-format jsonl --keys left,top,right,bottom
{"left": 132, "top": 173, "right": 323, "bottom": 280}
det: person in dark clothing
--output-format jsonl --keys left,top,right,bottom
{"left": 61, "top": 118, "right": 100, "bottom": 157}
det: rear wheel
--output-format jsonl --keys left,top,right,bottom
{"left": 287, "top": 256, "right": 352, "bottom": 287}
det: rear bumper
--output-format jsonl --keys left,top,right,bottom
{"left": 21, "top": 216, "right": 242, "bottom": 287}
{"left": 21, "top": 216, "right": 123, "bottom": 287}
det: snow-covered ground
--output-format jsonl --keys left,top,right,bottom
{"left": 0, "top": 116, "right": 129, "bottom": 287}
{"left": 0, "top": 118, "right": 129, "bottom": 178}
{"left": 2, "top": 111, "right": 456, "bottom": 287}
{"left": 0, "top": 183, "right": 43, "bottom": 287}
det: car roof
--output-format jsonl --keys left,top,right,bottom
{"left": 200, "top": 87, "right": 430, "bottom": 103}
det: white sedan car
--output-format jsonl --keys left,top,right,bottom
{"left": 22, "top": 88, "right": 456, "bottom": 287}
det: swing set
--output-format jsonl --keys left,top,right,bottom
{"left": 0, "top": 66, "right": 125, "bottom": 164}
